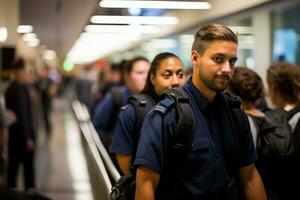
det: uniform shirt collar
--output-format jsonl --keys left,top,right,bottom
{"left": 183, "top": 78, "right": 223, "bottom": 111}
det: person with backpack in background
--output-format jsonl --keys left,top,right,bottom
{"left": 265, "top": 62, "right": 300, "bottom": 200}
{"left": 92, "top": 56, "right": 150, "bottom": 151}
{"left": 227, "top": 67, "right": 267, "bottom": 147}
{"left": 110, "top": 52, "right": 186, "bottom": 176}
{"left": 227, "top": 66, "right": 290, "bottom": 199}
{"left": 134, "top": 24, "right": 267, "bottom": 200}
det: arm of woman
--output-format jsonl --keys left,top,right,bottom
{"left": 135, "top": 166, "right": 160, "bottom": 200}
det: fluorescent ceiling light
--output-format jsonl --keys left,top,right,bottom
{"left": 100, "top": 0, "right": 211, "bottom": 9}
{"left": 80, "top": 32, "right": 141, "bottom": 41}
{"left": 43, "top": 50, "right": 56, "bottom": 60}
{"left": 90, "top": 15, "right": 178, "bottom": 25}
{"left": 85, "top": 25, "right": 157, "bottom": 33}
{"left": 27, "top": 38, "right": 40, "bottom": 47}
{"left": 22, "top": 33, "right": 37, "bottom": 41}
{"left": 0, "top": 27, "right": 7, "bottom": 42}
{"left": 17, "top": 25, "right": 33, "bottom": 33}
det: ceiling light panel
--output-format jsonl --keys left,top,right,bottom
{"left": 85, "top": 25, "right": 157, "bottom": 34}
{"left": 90, "top": 15, "right": 178, "bottom": 25}
{"left": 0, "top": 27, "right": 7, "bottom": 42}
{"left": 17, "top": 25, "right": 33, "bottom": 33}
{"left": 99, "top": 0, "right": 211, "bottom": 9}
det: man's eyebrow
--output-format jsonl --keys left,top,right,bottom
{"left": 213, "top": 53, "right": 238, "bottom": 60}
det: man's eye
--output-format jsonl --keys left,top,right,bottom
{"left": 213, "top": 57, "right": 223, "bottom": 63}
{"left": 229, "top": 58, "right": 237, "bottom": 66}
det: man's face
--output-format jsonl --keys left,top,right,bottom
{"left": 192, "top": 40, "right": 237, "bottom": 93}
{"left": 127, "top": 60, "right": 150, "bottom": 93}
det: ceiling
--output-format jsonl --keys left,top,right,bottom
{"left": 19, "top": 0, "right": 277, "bottom": 64}
{"left": 20, "top": 0, "right": 99, "bottom": 60}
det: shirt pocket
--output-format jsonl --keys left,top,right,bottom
{"left": 185, "top": 136, "right": 211, "bottom": 172}
{"left": 191, "top": 136, "right": 210, "bottom": 151}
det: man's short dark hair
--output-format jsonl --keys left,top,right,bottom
{"left": 192, "top": 24, "right": 238, "bottom": 54}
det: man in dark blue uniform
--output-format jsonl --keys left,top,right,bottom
{"left": 134, "top": 24, "right": 267, "bottom": 200}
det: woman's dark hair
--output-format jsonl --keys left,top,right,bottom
{"left": 228, "top": 67, "right": 264, "bottom": 104}
{"left": 142, "top": 52, "right": 181, "bottom": 96}
{"left": 267, "top": 62, "right": 300, "bottom": 104}
{"left": 122, "top": 56, "right": 148, "bottom": 75}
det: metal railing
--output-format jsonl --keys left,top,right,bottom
{"left": 72, "top": 101, "right": 121, "bottom": 200}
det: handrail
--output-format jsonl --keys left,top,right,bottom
{"left": 72, "top": 101, "right": 112, "bottom": 199}
{"left": 80, "top": 122, "right": 112, "bottom": 197}
{"left": 88, "top": 122, "right": 121, "bottom": 182}
{"left": 72, "top": 100, "right": 121, "bottom": 189}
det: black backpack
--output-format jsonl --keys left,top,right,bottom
{"left": 255, "top": 107, "right": 300, "bottom": 160}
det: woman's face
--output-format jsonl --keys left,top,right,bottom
{"left": 127, "top": 60, "right": 150, "bottom": 94}
{"left": 151, "top": 57, "right": 186, "bottom": 95}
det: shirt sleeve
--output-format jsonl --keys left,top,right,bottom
{"left": 110, "top": 104, "right": 136, "bottom": 155}
{"left": 134, "top": 109, "right": 175, "bottom": 174}
{"left": 92, "top": 94, "right": 114, "bottom": 135}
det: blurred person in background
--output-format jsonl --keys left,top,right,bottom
{"left": 92, "top": 56, "right": 150, "bottom": 151}
{"left": 110, "top": 52, "right": 186, "bottom": 175}
{"left": 266, "top": 62, "right": 300, "bottom": 200}
{"left": 227, "top": 67, "right": 266, "bottom": 147}
{"left": 35, "top": 65, "right": 56, "bottom": 138}
{"left": 91, "top": 61, "right": 123, "bottom": 115}
{"left": 0, "top": 94, "right": 8, "bottom": 186}
{"left": 4, "top": 58, "right": 36, "bottom": 191}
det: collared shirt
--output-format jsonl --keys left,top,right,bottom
{"left": 134, "top": 78, "right": 256, "bottom": 200}
{"left": 110, "top": 93, "right": 158, "bottom": 156}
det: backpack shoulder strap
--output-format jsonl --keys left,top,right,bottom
{"left": 162, "top": 88, "right": 194, "bottom": 152}
{"left": 128, "top": 93, "right": 155, "bottom": 155}
{"left": 110, "top": 87, "right": 126, "bottom": 110}
{"left": 223, "top": 92, "right": 248, "bottom": 128}
{"left": 107, "top": 87, "right": 127, "bottom": 130}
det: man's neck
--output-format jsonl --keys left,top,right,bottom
{"left": 192, "top": 76, "right": 216, "bottom": 102}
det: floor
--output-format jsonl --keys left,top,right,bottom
{"left": 32, "top": 97, "right": 93, "bottom": 200}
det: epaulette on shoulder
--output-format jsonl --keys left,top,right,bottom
{"left": 120, "top": 105, "right": 128, "bottom": 111}
{"left": 154, "top": 98, "right": 175, "bottom": 114}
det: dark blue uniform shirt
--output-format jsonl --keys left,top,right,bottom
{"left": 110, "top": 104, "right": 136, "bottom": 155}
{"left": 134, "top": 79, "right": 256, "bottom": 200}
{"left": 92, "top": 86, "right": 131, "bottom": 136}
{"left": 110, "top": 93, "right": 158, "bottom": 155}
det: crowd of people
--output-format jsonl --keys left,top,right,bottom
{"left": 0, "top": 23, "right": 299, "bottom": 200}
{"left": 88, "top": 24, "right": 300, "bottom": 200}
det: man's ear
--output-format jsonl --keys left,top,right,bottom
{"left": 191, "top": 50, "right": 199, "bottom": 66}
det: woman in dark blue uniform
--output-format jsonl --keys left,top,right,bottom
{"left": 110, "top": 52, "right": 186, "bottom": 175}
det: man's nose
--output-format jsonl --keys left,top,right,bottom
{"left": 221, "top": 61, "right": 232, "bottom": 73}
